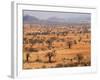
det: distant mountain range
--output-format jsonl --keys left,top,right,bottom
{"left": 23, "top": 15, "right": 90, "bottom": 24}
{"left": 23, "top": 15, "right": 39, "bottom": 23}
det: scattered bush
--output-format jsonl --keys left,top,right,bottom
{"left": 42, "top": 65, "right": 46, "bottom": 68}
{"left": 55, "top": 63, "right": 64, "bottom": 68}
{"left": 35, "top": 59, "right": 43, "bottom": 63}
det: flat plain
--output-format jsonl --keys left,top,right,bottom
{"left": 23, "top": 23, "right": 91, "bottom": 69}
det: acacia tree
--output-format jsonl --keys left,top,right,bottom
{"left": 75, "top": 54, "right": 84, "bottom": 64}
{"left": 46, "top": 39, "right": 53, "bottom": 46}
{"left": 74, "top": 40, "right": 77, "bottom": 44}
{"left": 45, "top": 50, "right": 56, "bottom": 63}
{"left": 25, "top": 44, "right": 38, "bottom": 62}
{"left": 67, "top": 41, "right": 73, "bottom": 49}
{"left": 46, "top": 38, "right": 54, "bottom": 50}
{"left": 62, "top": 57, "right": 67, "bottom": 66}
{"left": 26, "top": 52, "right": 30, "bottom": 62}
{"left": 78, "top": 36, "right": 82, "bottom": 42}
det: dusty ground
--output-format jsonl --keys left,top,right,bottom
{"left": 23, "top": 23, "right": 91, "bottom": 69}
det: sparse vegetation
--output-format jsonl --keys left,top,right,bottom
{"left": 23, "top": 23, "right": 91, "bottom": 69}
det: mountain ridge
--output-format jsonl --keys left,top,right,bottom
{"left": 23, "top": 15, "right": 90, "bottom": 24}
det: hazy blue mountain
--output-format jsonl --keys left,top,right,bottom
{"left": 67, "top": 16, "right": 91, "bottom": 23}
{"left": 47, "top": 17, "right": 66, "bottom": 23}
{"left": 23, "top": 15, "right": 39, "bottom": 23}
{"left": 23, "top": 15, "right": 90, "bottom": 24}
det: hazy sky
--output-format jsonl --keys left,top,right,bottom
{"left": 23, "top": 10, "right": 91, "bottom": 20}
